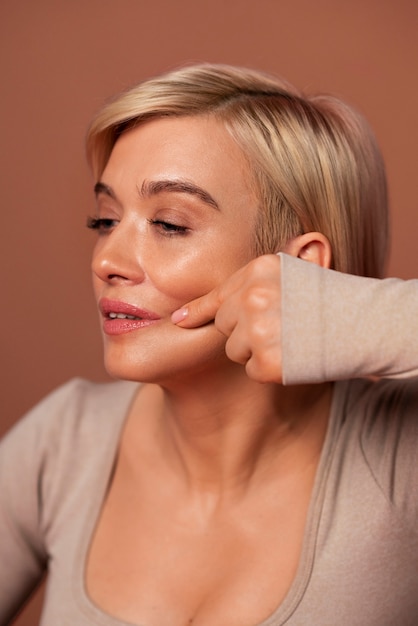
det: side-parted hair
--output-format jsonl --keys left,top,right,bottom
{"left": 86, "top": 64, "right": 389, "bottom": 278}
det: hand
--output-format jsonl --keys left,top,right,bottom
{"left": 171, "top": 254, "right": 283, "bottom": 383}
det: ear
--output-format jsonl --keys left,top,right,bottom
{"left": 281, "top": 232, "right": 332, "bottom": 269}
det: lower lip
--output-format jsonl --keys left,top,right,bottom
{"left": 103, "top": 318, "right": 160, "bottom": 336}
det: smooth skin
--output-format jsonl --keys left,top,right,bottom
{"left": 87, "top": 115, "right": 333, "bottom": 626}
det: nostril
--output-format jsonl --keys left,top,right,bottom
{"left": 107, "top": 273, "right": 128, "bottom": 282}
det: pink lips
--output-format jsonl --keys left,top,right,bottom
{"left": 99, "top": 298, "right": 161, "bottom": 335}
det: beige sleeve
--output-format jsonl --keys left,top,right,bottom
{"left": 280, "top": 253, "right": 418, "bottom": 385}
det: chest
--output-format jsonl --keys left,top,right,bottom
{"left": 40, "top": 426, "right": 418, "bottom": 626}
{"left": 85, "top": 464, "right": 316, "bottom": 626}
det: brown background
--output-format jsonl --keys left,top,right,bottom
{"left": 1, "top": 0, "right": 417, "bottom": 622}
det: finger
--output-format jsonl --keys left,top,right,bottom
{"left": 224, "top": 331, "right": 252, "bottom": 365}
{"left": 171, "top": 264, "right": 247, "bottom": 328}
{"left": 171, "top": 286, "right": 222, "bottom": 328}
{"left": 245, "top": 347, "right": 282, "bottom": 384}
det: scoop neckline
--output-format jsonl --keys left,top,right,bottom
{"left": 72, "top": 380, "right": 349, "bottom": 626}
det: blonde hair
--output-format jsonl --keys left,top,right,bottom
{"left": 86, "top": 64, "right": 389, "bottom": 278}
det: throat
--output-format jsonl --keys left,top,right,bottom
{"left": 149, "top": 381, "right": 333, "bottom": 498}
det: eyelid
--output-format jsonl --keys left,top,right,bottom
{"left": 86, "top": 216, "right": 118, "bottom": 232}
{"left": 147, "top": 218, "right": 189, "bottom": 235}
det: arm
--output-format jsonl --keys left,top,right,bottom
{"left": 0, "top": 418, "right": 48, "bottom": 623}
{"left": 280, "top": 253, "right": 418, "bottom": 384}
{"left": 171, "top": 252, "right": 418, "bottom": 385}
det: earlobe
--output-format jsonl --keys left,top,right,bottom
{"left": 282, "top": 232, "right": 332, "bottom": 269}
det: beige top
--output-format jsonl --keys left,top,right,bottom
{"left": 1, "top": 254, "right": 418, "bottom": 625}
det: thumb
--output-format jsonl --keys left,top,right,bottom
{"left": 171, "top": 287, "right": 221, "bottom": 328}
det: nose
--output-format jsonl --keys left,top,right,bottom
{"left": 91, "top": 221, "right": 146, "bottom": 285}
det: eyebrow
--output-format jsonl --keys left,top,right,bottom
{"left": 94, "top": 181, "right": 116, "bottom": 199}
{"left": 94, "top": 178, "right": 220, "bottom": 210}
{"left": 139, "top": 179, "right": 219, "bottom": 210}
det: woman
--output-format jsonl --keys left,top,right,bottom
{"left": 1, "top": 64, "right": 418, "bottom": 625}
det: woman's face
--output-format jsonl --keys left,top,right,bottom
{"left": 91, "top": 115, "right": 259, "bottom": 383}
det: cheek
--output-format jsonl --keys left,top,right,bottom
{"left": 147, "top": 237, "right": 254, "bottom": 303}
{"left": 91, "top": 273, "right": 100, "bottom": 300}
{"left": 150, "top": 265, "right": 218, "bottom": 305}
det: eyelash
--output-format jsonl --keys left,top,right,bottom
{"left": 147, "top": 218, "right": 189, "bottom": 236}
{"left": 86, "top": 217, "right": 118, "bottom": 232}
{"left": 86, "top": 216, "right": 189, "bottom": 236}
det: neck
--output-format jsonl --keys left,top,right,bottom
{"left": 136, "top": 365, "right": 333, "bottom": 498}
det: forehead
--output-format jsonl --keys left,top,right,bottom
{"left": 103, "top": 115, "right": 257, "bottom": 209}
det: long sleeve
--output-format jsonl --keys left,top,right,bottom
{"left": 0, "top": 405, "right": 49, "bottom": 623}
{"left": 0, "top": 379, "right": 97, "bottom": 623}
{"left": 280, "top": 253, "right": 418, "bottom": 385}
{"left": 0, "top": 378, "right": 137, "bottom": 625}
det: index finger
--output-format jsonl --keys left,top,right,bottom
{"left": 171, "top": 286, "right": 222, "bottom": 328}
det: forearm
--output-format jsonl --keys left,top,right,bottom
{"left": 280, "top": 253, "right": 418, "bottom": 385}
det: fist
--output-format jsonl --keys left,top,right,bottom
{"left": 171, "top": 254, "right": 283, "bottom": 383}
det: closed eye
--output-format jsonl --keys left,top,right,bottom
{"left": 147, "top": 219, "right": 189, "bottom": 236}
{"left": 87, "top": 217, "right": 118, "bottom": 233}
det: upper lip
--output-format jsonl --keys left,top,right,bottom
{"left": 99, "top": 298, "right": 161, "bottom": 320}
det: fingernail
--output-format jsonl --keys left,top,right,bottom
{"left": 171, "top": 308, "right": 188, "bottom": 324}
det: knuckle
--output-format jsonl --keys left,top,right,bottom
{"left": 246, "top": 350, "right": 281, "bottom": 383}
{"left": 224, "top": 337, "right": 248, "bottom": 365}
{"left": 242, "top": 285, "right": 272, "bottom": 312}
{"left": 248, "top": 253, "right": 280, "bottom": 277}
{"left": 249, "top": 318, "right": 271, "bottom": 342}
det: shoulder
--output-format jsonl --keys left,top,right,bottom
{"left": 1, "top": 377, "right": 138, "bottom": 460}
{"left": 0, "top": 378, "right": 139, "bottom": 534}
{"left": 0, "top": 379, "right": 138, "bottom": 618}
{"left": 0, "top": 377, "right": 139, "bottom": 563}
{"left": 347, "top": 376, "right": 418, "bottom": 440}
{"left": 343, "top": 377, "right": 418, "bottom": 520}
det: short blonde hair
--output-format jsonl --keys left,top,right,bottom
{"left": 86, "top": 64, "right": 389, "bottom": 278}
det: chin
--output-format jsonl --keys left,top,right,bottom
{"left": 101, "top": 324, "right": 229, "bottom": 386}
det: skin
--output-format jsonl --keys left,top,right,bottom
{"left": 91, "top": 114, "right": 260, "bottom": 385}
{"left": 87, "top": 114, "right": 333, "bottom": 626}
